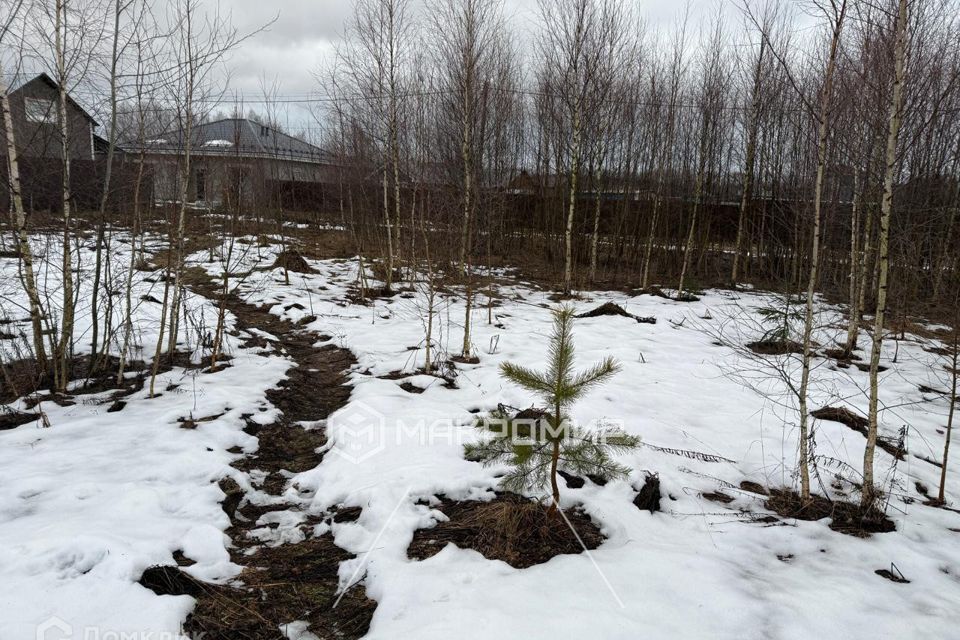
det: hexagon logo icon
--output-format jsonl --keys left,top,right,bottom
{"left": 36, "top": 617, "right": 72, "bottom": 640}
{"left": 329, "top": 400, "right": 387, "bottom": 464}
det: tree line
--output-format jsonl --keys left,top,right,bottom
{"left": 323, "top": 0, "right": 959, "bottom": 314}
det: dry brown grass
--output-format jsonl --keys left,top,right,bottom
{"left": 408, "top": 492, "right": 604, "bottom": 569}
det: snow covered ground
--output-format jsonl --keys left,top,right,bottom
{"left": 2, "top": 234, "right": 960, "bottom": 639}
{"left": 0, "top": 236, "right": 293, "bottom": 638}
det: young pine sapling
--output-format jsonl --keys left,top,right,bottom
{"left": 465, "top": 305, "right": 639, "bottom": 516}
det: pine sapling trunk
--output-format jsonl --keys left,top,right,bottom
{"left": 548, "top": 398, "right": 562, "bottom": 517}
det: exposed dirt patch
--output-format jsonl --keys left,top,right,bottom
{"left": 330, "top": 505, "right": 363, "bottom": 523}
{"left": 558, "top": 470, "right": 586, "bottom": 488}
{"left": 147, "top": 270, "right": 376, "bottom": 639}
{"left": 178, "top": 412, "right": 225, "bottom": 430}
{"left": 217, "top": 477, "right": 243, "bottom": 519}
{"left": 234, "top": 421, "right": 328, "bottom": 488}
{"left": 0, "top": 409, "right": 39, "bottom": 430}
{"left": 576, "top": 302, "right": 656, "bottom": 324}
{"left": 139, "top": 565, "right": 206, "bottom": 598}
{"left": 0, "top": 354, "right": 148, "bottom": 405}
{"left": 703, "top": 491, "right": 735, "bottom": 504}
{"left": 811, "top": 406, "right": 906, "bottom": 459}
{"left": 1, "top": 351, "right": 224, "bottom": 409}
{"left": 346, "top": 284, "right": 397, "bottom": 305}
{"left": 107, "top": 400, "right": 126, "bottom": 413}
{"left": 407, "top": 492, "right": 604, "bottom": 569}
{"left": 138, "top": 535, "right": 375, "bottom": 640}
{"left": 854, "top": 362, "right": 889, "bottom": 373}
{"left": 919, "top": 384, "right": 950, "bottom": 395}
{"left": 271, "top": 249, "right": 316, "bottom": 274}
{"left": 766, "top": 488, "right": 895, "bottom": 537}
{"left": 266, "top": 345, "right": 353, "bottom": 425}
{"left": 915, "top": 454, "right": 944, "bottom": 468}
{"left": 825, "top": 348, "right": 862, "bottom": 361}
{"left": 747, "top": 340, "right": 804, "bottom": 355}
{"left": 376, "top": 369, "right": 409, "bottom": 380}
{"left": 875, "top": 567, "right": 910, "bottom": 583}
{"left": 184, "top": 536, "right": 374, "bottom": 640}
{"left": 739, "top": 481, "right": 769, "bottom": 495}
{"left": 634, "top": 474, "right": 662, "bottom": 513}
{"left": 812, "top": 406, "right": 868, "bottom": 431}
{"left": 644, "top": 286, "right": 672, "bottom": 299}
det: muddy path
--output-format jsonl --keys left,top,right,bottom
{"left": 139, "top": 273, "right": 376, "bottom": 639}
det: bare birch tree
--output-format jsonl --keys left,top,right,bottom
{"left": 1, "top": 0, "right": 50, "bottom": 373}
{"left": 862, "top": 0, "right": 909, "bottom": 508}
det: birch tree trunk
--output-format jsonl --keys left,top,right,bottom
{"left": 563, "top": 106, "right": 582, "bottom": 294}
{"left": 863, "top": 0, "right": 908, "bottom": 508}
{"left": 388, "top": 2, "right": 403, "bottom": 281}
{"left": 797, "top": 1, "right": 846, "bottom": 502}
{"left": 90, "top": 0, "right": 124, "bottom": 371}
{"left": 55, "top": 0, "right": 75, "bottom": 392}
{"left": 1, "top": 72, "right": 48, "bottom": 371}
{"left": 731, "top": 37, "right": 766, "bottom": 285}
{"left": 459, "top": 58, "right": 474, "bottom": 275}
{"left": 382, "top": 168, "right": 394, "bottom": 290}
{"left": 678, "top": 124, "right": 710, "bottom": 299}
{"left": 938, "top": 321, "right": 958, "bottom": 504}
{"left": 589, "top": 164, "right": 602, "bottom": 283}
{"left": 460, "top": 30, "right": 475, "bottom": 354}
{"left": 843, "top": 169, "right": 863, "bottom": 354}
{"left": 165, "top": 17, "right": 198, "bottom": 358}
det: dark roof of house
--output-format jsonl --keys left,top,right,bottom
{"left": 132, "top": 118, "right": 331, "bottom": 164}
{"left": 93, "top": 133, "right": 123, "bottom": 156}
{"left": 9, "top": 73, "right": 99, "bottom": 126}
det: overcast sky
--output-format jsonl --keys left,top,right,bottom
{"left": 213, "top": 0, "right": 720, "bottom": 131}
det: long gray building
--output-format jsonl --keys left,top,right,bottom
{"left": 130, "top": 118, "right": 339, "bottom": 209}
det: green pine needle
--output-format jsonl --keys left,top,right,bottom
{"left": 465, "top": 304, "right": 639, "bottom": 501}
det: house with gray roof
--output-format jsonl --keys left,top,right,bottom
{"left": 2, "top": 73, "right": 98, "bottom": 162}
{"left": 130, "top": 118, "right": 339, "bottom": 210}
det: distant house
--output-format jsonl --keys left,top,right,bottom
{"left": 2, "top": 73, "right": 98, "bottom": 161}
{"left": 0, "top": 73, "right": 114, "bottom": 212}
{"left": 129, "top": 118, "right": 339, "bottom": 209}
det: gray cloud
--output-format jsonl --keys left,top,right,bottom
{"left": 209, "top": 0, "right": 717, "bottom": 125}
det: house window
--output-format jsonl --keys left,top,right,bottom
{"left": 260, "top": 125, "right": 268, "bottom": 137}
{"left": 24, "top": 97, "right": 55, "bottom": 124}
